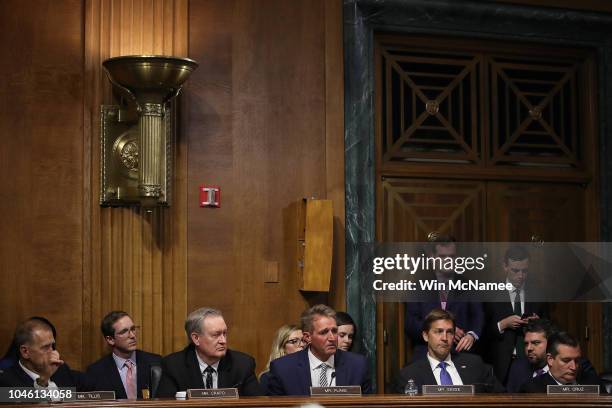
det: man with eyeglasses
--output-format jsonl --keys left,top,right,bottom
{"left": 86, "top": 311, "right": 161, "bottom": 399}
{"left": 156, "top": 307, "right": 264, "bottom": 397}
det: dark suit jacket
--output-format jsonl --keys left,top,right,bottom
{"left": 483, "top": 296, "right": 548, "bottom": 384}
{"left": 86, "top": 350, "right": 161, "bottom": 398}
{"left": 0, "top": 362, "right": 89, "bottom": 391}
{"left": 156, "top": 345, "right": 263, "bottom": 397}
{"left": 267, "top": 348, "right": 371, "bottom": 396}
{"left": 394, "top": 352, "right": 504, "bottom": 394}
{"left": 506, "top": 356, "right": 598, "bottom": 393}
{"left": 519, "top": 371, "right": 607, "bottom": 393}
{"left": 405, "top": 296, "right": 484, "bottom": 359}
{"left": 258, "top": 371, "right": 271, "bottom": 394}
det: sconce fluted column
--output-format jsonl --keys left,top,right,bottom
{"left": 139, "top": 103, "right": 164, "bottom": 198}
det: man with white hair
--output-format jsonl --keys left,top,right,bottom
{"left": 156, "top": 307, "right": 264, "bottom": 397}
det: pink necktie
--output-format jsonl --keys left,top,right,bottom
{"left": 125, "top": 359, "right": 137, "bottom": 399}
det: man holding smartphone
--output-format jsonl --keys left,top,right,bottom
{"left": 483, "top": 246, "right": 548, "bottom": 385}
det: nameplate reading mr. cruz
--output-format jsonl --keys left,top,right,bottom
{"left": 547, "top": 385, "right": 600, "bottom": 395}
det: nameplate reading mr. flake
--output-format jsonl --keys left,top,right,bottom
{"left": 310, "top": 386, "right": 362, "bottom": 396}
{"left": 422, "top": 385, "right": 474, "bottom": 395}
{"left": 187, "top": 388, "right": 239, "bottom": 399}
{"left": 547, "top": 384, "right": 600, "bottom": 395}
{"left": 76, "top": 391, "right": 116, "bottom": 401}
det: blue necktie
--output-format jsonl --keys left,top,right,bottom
{"left": 438, "top": 362, "right": 453, "bottom": 385}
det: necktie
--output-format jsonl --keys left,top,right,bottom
{"left": 203, "top": 366, "right": 215, "bottom": 389}
{"left": 535, "top": 368, "right": 545, "bottom": 377}
{"left": 318, "top": 363, "right": 328, "bottom": 387}
{"left": 438, "top": 362, "right": 453, "bottom": 385}
{"left": 124, "top": 359, "right": 137, "bottom": 399}
{"left": 513, "top": 289, "right": 522, "bottom": 315}
{"left": 513, "top": 289, "right": 525, "bottom": 357}
{"left": 439, "top": 291, "right": 448, "bottom": 310}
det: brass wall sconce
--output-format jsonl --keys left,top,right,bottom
{"left": 100, "top": 55, "right": 198, "bottom": 207}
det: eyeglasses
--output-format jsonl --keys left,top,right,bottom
{"left": 286, "top": 338, "right": 305, "bottom": 346}
{"left": 115, "top": 326, "right": 140, "bottom": 337}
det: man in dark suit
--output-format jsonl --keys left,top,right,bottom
{"left": 156, "top": 307, "right": 263, "bottom": 397}
{"left": 405, "top": 236, "right": 484, "bottom": 360}
{"left": 86, "top": 311, "right": 161, "bottom": 399}
{"left": 267, "top": 304, "right": 371, "bottom": 395}
{"left": 483, "top": 245, "right": 547, "bottom": 384}
{"left": 520, "top": 331, "right": 606, "bottom": 393}
{"left": 395, "top": 309, "right": 502, "bottom": 394}
{"left": 507, "top": 320, "right": 599, "bottom": 393}
{"left": 0, "top": 318, "right": 88, "bottom": 391}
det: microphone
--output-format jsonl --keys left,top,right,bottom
{"left": 330, "top": 372, "right": 336, "bottom": 386}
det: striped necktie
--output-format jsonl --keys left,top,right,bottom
{"left": 318, "top": 363, "right": 328, "bottom": 387}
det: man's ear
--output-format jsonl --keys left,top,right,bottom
{"left": 546, "top": 353, "right": 554, "bottom": 366}
{"left": 302, "top": 332, "right": 312, "bottom": 344}
{"left": 19, "top": 344, "right": 29, "bottom": 360}
{"left": 104, "top": 336, "right": 115, "bottom": 347}
{"left": 422, "top": 330, "right": 429, "bottom": 343}
{"left": 190, "top": 332, "right": 200, "bottom": 346}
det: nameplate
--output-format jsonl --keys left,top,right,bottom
{"left": 547, "top": 384, "right": 600, "bottom": 395}
{"left": 75, "top": 391, "right": 116, "bottom": 401}
{"left": 310, "top": 386, "right": 362, "bottom": 396}
{"left": 187, "top": 388, "right": 239, "bottom": 399}
{"left": 422, "top": 385, "right": 474, "bottom": 395}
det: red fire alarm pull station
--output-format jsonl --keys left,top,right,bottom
{"left": 200, "top": 185, "right": 220, "bottom": 207}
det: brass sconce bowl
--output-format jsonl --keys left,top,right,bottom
{"left": 102, "top": 55, "right": 198, "bottom": 104}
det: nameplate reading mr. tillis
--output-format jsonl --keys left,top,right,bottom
{"left": 76, "top": 391, "right": 116, "bottom": 401}
{"left": 187, "top": 388, "right": 239, "bottom": 399}
{"left": 422, "top": 385, "right": 474, "bottom": 395}
{"left": 547, "top": 384, "right": 600, "bottom": 395}
{"left": 310, "top": 386, "right": 362, "bottom": 396}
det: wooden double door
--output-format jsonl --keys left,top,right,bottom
{"left": 376, "top": 178, "right": 601, "bottom": 392}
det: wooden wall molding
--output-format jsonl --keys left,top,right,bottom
{"left": 83, "top": 0, "right": 189, "bottom": 366}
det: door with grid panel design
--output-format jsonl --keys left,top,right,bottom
{"left": 375, "top": 34, "right": 600, "bottom": 393}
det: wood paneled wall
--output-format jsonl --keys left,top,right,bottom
{"left": 0, "top": 0, "right": 85, "bottom": 366}
{"left": 0, "top": 0, "right": 344, "bottom": 372}
{"left": 82, "top": 0, "right": 189, "bottom": 366}
{"left": 186, "top": 0, "right": 345, "bottom": 369}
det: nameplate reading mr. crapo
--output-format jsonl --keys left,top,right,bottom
{"left": 187, "top": 388, "right": 239, "bottom": 399}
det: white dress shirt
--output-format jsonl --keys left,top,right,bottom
{"left": 426, "top": 353, "right": 464, "bottom": 386}
{"left": 308, "top": 348, "right": 335, "bottom": 387}
{"left": 497, "top": 281, "right": 525, "bottom": 334}
{"left": 19, "top": 361, "right": 59, "bottom": 390}
{"left": 196, "top": 353, "right": 220, "bottom": 389}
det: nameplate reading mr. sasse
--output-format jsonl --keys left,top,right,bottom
{"left": 422, "top": 385, "right": 474, "bottom": 395}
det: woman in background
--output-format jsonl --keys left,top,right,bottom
{"left": 336, "top": 311, "right": 356, "bottom": 352}
{"left": 259, "top": 324, "right": 304, "bottom": 391}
